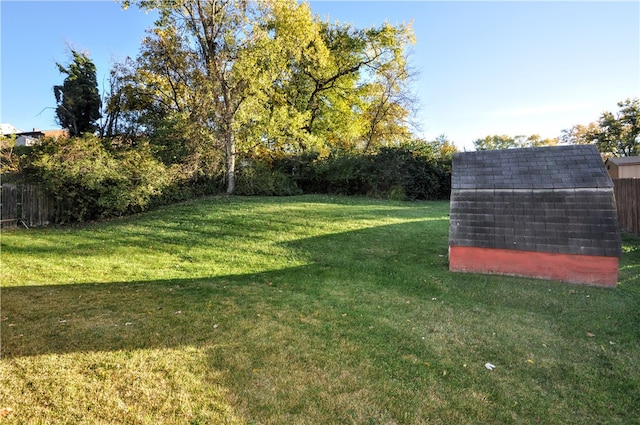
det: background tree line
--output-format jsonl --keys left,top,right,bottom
{"left": 473, "top": 98, "right": 639, "bottom": 156}
{"left": 2, "top": 0, "right": 637, "bottom": 223}
{"left": 1, "top": 0, "right": 455, "bottom": 223}
{"left": 560, "top": 98, "right": 640, "bottom": 157}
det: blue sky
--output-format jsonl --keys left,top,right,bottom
{"left": 1, "top": 1, "right": 638, "bottom": 151}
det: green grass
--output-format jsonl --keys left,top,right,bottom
{"left": 1, "top": 195, "right": 639, "bottom": 424}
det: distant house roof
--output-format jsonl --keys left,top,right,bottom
{"left": 14, "top": 130, "right": 45, "bottom": 138}
{"left": 7, "top": 128, "right": 68, "bottom": 141}
{"left": 605, "top": 156, "right": 640, "bottom": 166}
{"left": 42, "top": 129, "right": 68, "bottom": 138}
{"left": 452, "top": 144, "right": 612, "bottom": 190}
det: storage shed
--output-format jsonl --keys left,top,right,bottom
{"left": 605, "top": 156, "right": 640, "bottom": 179}
{"left": 449, "top": 145, "right": 621, "bottom": 287}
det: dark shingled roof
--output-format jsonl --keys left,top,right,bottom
{"left": 452, "top": 144, "right": 612, "bottom": 190}
{"left": 449, "top": 144, "right": 621, "bottom": 258}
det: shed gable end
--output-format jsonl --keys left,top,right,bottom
{"left": 449, "top": 145, "right": 621, "bottom": 286}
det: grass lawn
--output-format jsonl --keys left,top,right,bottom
{"left": 1, "top": 195, "right": 639, "bottom": 424}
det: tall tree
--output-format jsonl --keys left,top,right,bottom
{"left": 473, "top": 134, "right": 558, "bottom": 150}
{"left": 236, "top": 10, "right": 416, "bottom": 156}
{"left": 100, "top": 59, "right": 146, "bottom": 139}
{"left": 122, "top": 0, "right": 296, "bottom": 193}
{"left": 429, "top": 134, "right": 458, "bottom": 161}
{"left": 473, "top": 134, "right": 517, "bottom": 150}
{"left": 524, "top": 134, "right": 559, "bottom": 148}
{"left": 53, "top": 50, "right": 101, "bottom": 136}
{"left": 233, "top": 0, "right": 330, "bottom": 158}
{"left": 289, "top": 20, "right": 415, "bottom": 152}
{"left": 560, "top": 122, "right": 600, "bottom": 146}
{"left": 360, "top": 47, "right": 416, "bottom": 153}
{"left": 594, "top": 98, "right": 639, "bottom": 157}
{"left": 561, "top": 99, "right": 640, "bottom": 157}
{"left": 117, "top": 0, "right": 416, "bottom": 191}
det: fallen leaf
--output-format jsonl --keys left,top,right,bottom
{"left": 586, "top": 332, "right": 596, "bottom": 338}
{"left": 527, "top": 359, "right": 535, "bottom": 364}
{"left": 0, "top": 407, "right": 13, "bottom": 417}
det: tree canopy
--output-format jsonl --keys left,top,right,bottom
{"left": 561, "top": 98, "right": 640, "bottom": 157}
{"left": 113, "top": 0, "right": 417, "bottom": 193}
{"left": 53, "top": 50, "right": 101, "bottom": 136}
{"left": 472, "top": 134, "right": 558, "bottom": 151}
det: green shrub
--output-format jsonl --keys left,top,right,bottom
{"left": 234, "top": 160, "right": 302, "bottom": 196}
{"left": 147, "top": 167, "right": 225, "bottom": 208}
{"left": 387, "top": 185, "right": 406, "bottom": 201}
{"left": 283, "top": 147, "right": 452, "bottom": 200}
{"left": 23, "top": 135, "right": 171, "bottom": 223}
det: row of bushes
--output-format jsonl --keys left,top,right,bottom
{"left": 235, "top": 148, "right": 452, "bottom": 200}
{"left": 11, "top": 135, "right": 451, "bottom": 223}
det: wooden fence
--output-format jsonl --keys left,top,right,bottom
{"left": 613, "top": 179, "right": 640, "bottom": 236}
{"left": 1, "top": 183, "right": 54, "bottom": 228}
{"left": 1, "top": 180, "right": 638, "bottom": 234}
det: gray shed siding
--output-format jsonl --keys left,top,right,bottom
{"left": 449, "top": 145, "right": 621, "bottom": 259}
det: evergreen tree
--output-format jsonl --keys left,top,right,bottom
{"left": 54, "top": 50, "right": 101, "bottom": 136}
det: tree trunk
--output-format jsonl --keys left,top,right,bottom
{"left": 225, "top": 131, "right": 236, "bottom": 194}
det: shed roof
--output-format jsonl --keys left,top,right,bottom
{"left": 452, "top": 145, "right": 612, "bottom": 190}
{"left": 605, "top": 156, "right": 640, "bottom": 166}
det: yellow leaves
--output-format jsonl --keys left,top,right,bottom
{"left": 117, "top": 0, "right": 416, "bottom": 163}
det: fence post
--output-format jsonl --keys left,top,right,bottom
{"left": 1, "top": 183, "right": 18, "bottom": 228}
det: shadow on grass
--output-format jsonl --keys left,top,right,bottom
{"left": 3, "top": 219, "right": 640, "bottom": 424}
{"left": 2, "top": 216, "right": 638, "bottom": 360}
{"left": 0, "top": 219, "right": 449, "bottom": 358}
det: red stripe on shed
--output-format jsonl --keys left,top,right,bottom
{"left": 449, "top": 246, "right": 618, "bottom": 287}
